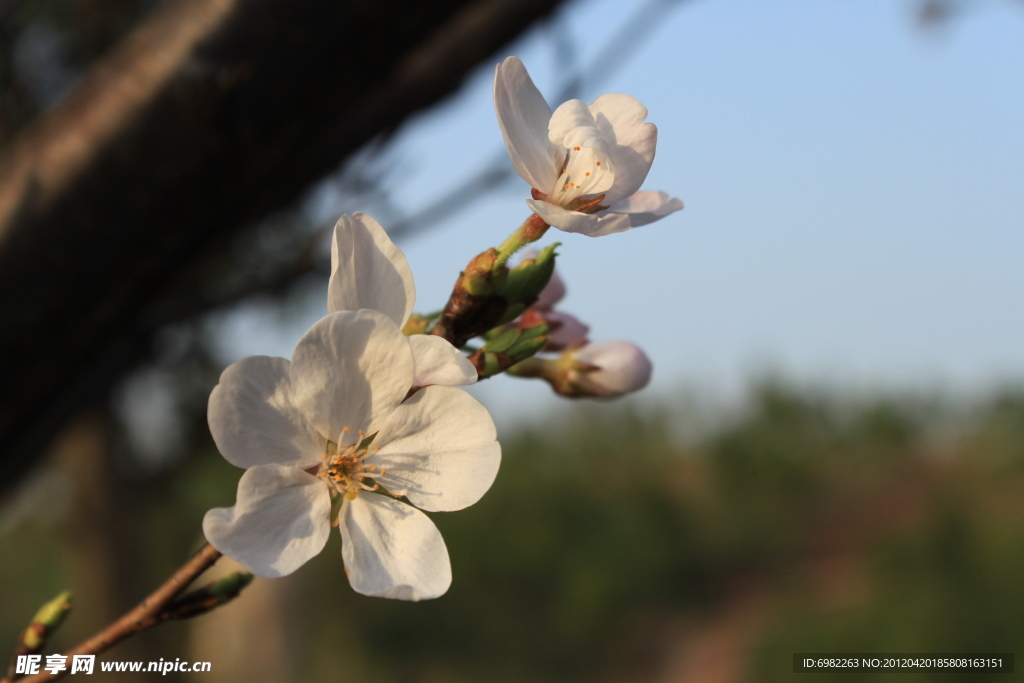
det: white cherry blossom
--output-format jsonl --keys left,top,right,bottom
{"left": 328, "top": 212, "right": 477, "bottom": 387}
{"left": 203, "top": 310, "right": 501, "bottom": 600}
{"left": 493, "top": 56, "right": 683, "bottom": 237}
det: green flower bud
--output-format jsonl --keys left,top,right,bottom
{"left": 458, "top": 248, "right": 507, "bottom": 297}
{"left": 498, "top": 243, "right": 558, "bottom": 308}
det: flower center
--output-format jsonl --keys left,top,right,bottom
{"left": 317, "top": 429, "right": 383, "bottom": 501}
{"left": 551, "top": 143, "right": 613, "bottom": 205}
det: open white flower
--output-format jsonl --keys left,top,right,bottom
{"left": 203, "top": 310, "right": 500, "bottom": 600}
{"left": 493, "top": 56, "right": 683, "bottom": 237}
{"left": 329, "top": 212, "right": 476, "bottom": 387}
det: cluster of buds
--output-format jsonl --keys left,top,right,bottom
{"left": 512, "top": 256, "right": 589, "bottom": 351}
{"left": 504, "top": 268, "right": 652, "bottom": 398}
{"left": 427, "top": 216, "right": 654, "bottom": 398}
{"left": 430, "top": 239, "right": 558, "bottom": 373}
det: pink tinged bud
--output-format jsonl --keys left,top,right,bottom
{"left": 534, "top": 269, "right": 566, "bottom": 311}
{"left": 544, "top": 311, "right": 589, "bottom": 351}
{"left": 572, "top": 341, "right": 652, "bottom": 398}
{"left": 515, "top": 308, "right": 588, "bottom": 351}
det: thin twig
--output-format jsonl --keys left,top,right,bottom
{"left": 9, "top": 544, "right": 222, "bottom": 683}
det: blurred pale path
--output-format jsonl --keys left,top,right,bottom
{"left": 215, "top": 0, "right": 1024, "bottom": 423}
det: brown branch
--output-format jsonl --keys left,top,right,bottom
{"left": 6, "top": 544, "right": 222, "bottom": 683}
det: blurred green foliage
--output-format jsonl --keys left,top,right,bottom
{"left": 2, "top": 383, "right": 1024, "bottom": 681}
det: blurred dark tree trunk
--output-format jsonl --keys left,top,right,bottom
{"left": 0, "top": 0, "right": 565, "bottom": 496}
{"left": 54, "top": 411, "right": 150, "bottom": 680}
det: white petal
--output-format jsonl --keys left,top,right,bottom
{"left": 526, "top": 199, "right": 598, "bottom": 234}
{"left": 584, "top": 212, "right": 632, "bottom": 237}
{"left": 328, "top": 213, "right": 415, "bottom": 326}
{"left": 208, "top": 356, "right": 325, "bottom": 469}
{"left": 203, "top": 465, "right": 331, "bottom": 578}
{"left": 370, "top": 385, "right": 500, "bottom": 512}
{"left": 289, "top": 311, "right": 413, "bottom": 443}
{"left": 608, "top": 190, "right": 684, "bottom": 227}
{"left": 547, "top": 99, "right": 597, "bottom": 147}
{"left": 408, "top": 335, "right": 477, "bottom": 387}
{"left": 341, "top": 494, "right": 451, "bottom": 601}
{"left": 527, "top": 199, "right": 630, "bottom": 237}
{"left": 493, "top": 56, "right": 560, "bottom": 192}
{"left": 588, "top": 93, "right": 657, "bottom": 204}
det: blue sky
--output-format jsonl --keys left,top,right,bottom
{"left": 216, "top": 0, "right": 1024, "bottom": 424}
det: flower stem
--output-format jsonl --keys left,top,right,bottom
{"left": 504, "top": 356, "right": 550, "bottom": 378}
{"left": 8, "top": 543, "right": 223, "bottom": 683}
{"left": 494, "top": 214, "right": 549, "bottom": 268}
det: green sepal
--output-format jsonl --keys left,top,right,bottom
{"left": 495, "top": 303, "right": 530, "bottom": 327}
{"left": 402, "top": 314, "right": 430, "bottom": 335}
{"left": 506, "top": 324, "right": 549, "bottom": 361}
{"left": 472, "top": 323, "right": 549, "bottom": 378}
{"left": 476, "top": 352, "right": 507, "bottom": 379}
{"left": 497, "top": 242, "right": 558, "bottom": 307}
{"left": 207, "top": 572, "right": 254, "bottom": 600}
{"left": 481, "top": 327, "right": 523, "bottom": 354}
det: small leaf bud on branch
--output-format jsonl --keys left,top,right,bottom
{"left": 159, "top": 572, "right": 254, "bottom": 620}
{"left": 3, "top": 592, "right": 72, "bottom": 682}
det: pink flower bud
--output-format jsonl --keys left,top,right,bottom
{"left": 519, "top": 249, "right": 566, "bottom": 312}
{"left": 571, "top": 341, "right": 652, "bottom": 398}
{"left": 513, "top": 256, "right": 586, "bottom": 351}
{"left": 534, "top": 269, "right": 566, "bottom": 311}
{"left": 545, "top": 311, "right": 589, "bottom": 350}
{"left": 516, "top": 308, "right": 589, "bottom": 351}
